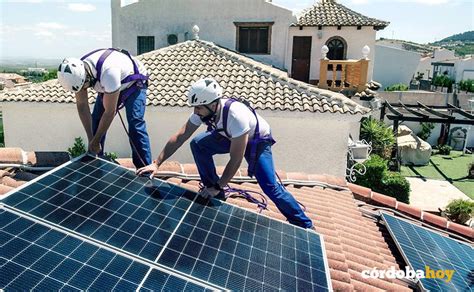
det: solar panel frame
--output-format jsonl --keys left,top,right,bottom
{"left": 0, "top": 208, "right": 211, "bottom": 291}
{"left": 1, "top": 154, "right": 333, "bottom": 291}
{"left": 381, "top": 212, "right": 474, "bottom": 292}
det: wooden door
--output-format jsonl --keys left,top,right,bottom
{"left": 291, "top": 36, "right": 312, "bottom": 83}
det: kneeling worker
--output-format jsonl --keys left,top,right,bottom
{"left": 137, "top": 78, "right": 312, "bottom": 228}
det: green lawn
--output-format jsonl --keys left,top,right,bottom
{"left": 401, "top": 151, "right": 474, "bottom": 199}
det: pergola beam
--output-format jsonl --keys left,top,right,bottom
{"left": 399, "top": 102, "right": 429, "bottom": 118}
{"left": 386, "top": 102, "right": 403, "bottom": 116}
{"left": 386, "top": 115, "right": 474, "bottom": 125}
{"left": 417, "top": 102, "right": 453, "bottom": 119}
{"left": 447, "top": 103, "right": 474, "bottom": 119}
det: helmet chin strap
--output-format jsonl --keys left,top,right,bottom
{"left": 200, "top": 100, "right": 219, "bottom": 123}
{"left": 84, "top": 62, "right": 97, "bottom": 89}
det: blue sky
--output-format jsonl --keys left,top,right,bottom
{"left": 0, "top": 0, "right": 472, "bottom": 59}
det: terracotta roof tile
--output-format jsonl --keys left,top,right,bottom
{"left": 295, "top": 0, "right": 389, "bottom": 29}
{"left": 2, "top": 155, "right": 472, "bottom": 290}
{"left": 0, "top": 148, "right": 24, "bottom": 164}
{"left": 396, "top": 202, "right": 422, "bottom": 218}
{"left": 422, "top": 212, "right": 448, "bottom": 229}
{"left": 371, "top": 191, "right": 397, "bottom": 208}
{"left": 0, "top": 41, "right": 369, "bottom": 115}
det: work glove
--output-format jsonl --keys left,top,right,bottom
{"left": 198, "top": 186, "right": 221, "bottom": 199}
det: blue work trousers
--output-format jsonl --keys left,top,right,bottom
{"left": 91, "top": 88, "right": 152, "bottom": 168}
{"left": 190, "top": 131, "right": 313, "bottom": 228}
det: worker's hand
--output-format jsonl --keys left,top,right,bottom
{"left": 198, "top": 186, "right": 221, "bottom": 199}
{"left": 88, "top": 140, "right": 101, "bottom": 155}
{"left": 136, "top": 163, "right": 159, "bottom": 177}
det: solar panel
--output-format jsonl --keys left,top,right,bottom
{"left": 382, "top": 213, "right": 474, "bottom": 292}
{"left": 159, "top": 197, "right": 329, "bottom": 291}
{"left": 2, "top": 158, "right": 195, "bottom": 261}
{"left": 1, "top": 156, "right": 332, "bottom": 291}
{"left": 0, "top": 208, "right": 208, "bottom": 291}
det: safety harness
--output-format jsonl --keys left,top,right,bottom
{"left": 204, "top": 98, "right": 275, "bottom": 178}
{"left": 201, "top": 98, "right": 276, "bottom": 210}
{"left": 81, "top": 48, "right": 149, "bottom": 166}
{"left": 80, "top": 48, "right": 148, "bottom": 110}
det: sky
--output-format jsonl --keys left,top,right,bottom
{"left": 0, "top": 0, "right": 472, "bottom": 59}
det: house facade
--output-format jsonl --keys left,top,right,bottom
{"left": 286, "top": 0, "right": 388, "bottom": 85}
{"left": 0, "top": 40, "right": 369, "bottom": 177}
{"left": 112, "top": 0, "right": 388, "bottom": 90}
{"left": 432, "top": 56, "right": 474, "bottom": 83}
{"left": 111, "top": 0, "right": 294, "bottom": 69}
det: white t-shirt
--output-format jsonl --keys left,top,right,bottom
{"left": 82, "top": 49, "right": 148, "bottom": 93}
{"left": 189, "top": 99, "right": 271, "bottom": 139}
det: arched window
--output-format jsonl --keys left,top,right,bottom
{"left": 326, "top": 37, "right": 346, "bottom": 60}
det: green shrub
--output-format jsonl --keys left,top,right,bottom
{"left": 384, "top": 83, "right": 409, "bottom": 92}
{"left": 438, "top": 145, "right": 452, "bottom": 155}
{"left": 444, "top": 199, "right": 474, "bottom": 224}
{"left": 469, "top": 162, "right": 474, "bottom": 179}
{"left": 382, "top": 172, "right": 410, "bottom": 203}
{"left": 459, "top": 79, "right": 474, "bottom": 92}
{"left": 68, "top": 137, "right": 86, "bottom": 158}
{"left": 360, "top": 117, "right": 395, "bottom": 159}
{"left": 104, "top": 152, "right": 118, "bottom": 161}
{"left": 432, "top": 75, "right": 455, "bottom": 89}
{"left": 417, "top": 122, "right": 435, "bottom": 141}
{"left": 355, "top": 155, "right": 410, "bottom": 204}
{"left": 355, "top": 154, "right": 387, "bottom": 189}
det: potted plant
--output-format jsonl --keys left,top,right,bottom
{"left": 444, "top": 199, "right": 474, "bottom": 225}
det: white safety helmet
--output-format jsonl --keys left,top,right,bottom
{"left": 187, "top": 78, "right": 223, "bottom": 106}
{"left": 57, "top": 58, "right": 86, "bottom": 92}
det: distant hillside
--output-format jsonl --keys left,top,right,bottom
{"left": 378, "top": 32, "right": 474, "bottom": 57}
{"left": 431, "top": 31, "right": 474, "bottom": 56}
{"left": 434, "top": 31, "right": 474, "bottom": 43}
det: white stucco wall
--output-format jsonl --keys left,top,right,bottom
{"left": 3, "top": 102, "right": 358, "bottom": 176}
{"left": 455, "top": 57, "right": 474, "bottom": 82}
{"left": 373, "top": 45, "right": 421, "bottom": 89}
{"left": 111, "top": 0, "right": 294, "bottom": 69}
{"left": 286, "top": 26, "right": 377, "bottom": 82}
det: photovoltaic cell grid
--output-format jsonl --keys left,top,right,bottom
{"left": 382, "top": 213, "right": 474, "bottom": 292}
{"left": 2, "top": 158, "right": 195, "bottom": 261}
{"left": 160, "top": 199, "right": 329, "bottom": 291}
{"left": 1, "top": 156, "right": 331, "bottom": 291}
{"left": 0, "top": 209, "right": 207, "bottom": 291}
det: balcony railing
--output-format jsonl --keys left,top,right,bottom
{"left": 319, "top": 59, "right": 369, "bottom": 92}
{"left": 318, "top": 45, "right": 371, "bottom": 93}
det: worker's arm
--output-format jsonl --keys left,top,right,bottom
{"left": 75, "top": 89, "right": 93, "bottom": 142}
{"left": 136, "top": 120, "right": 199, "bottom": 175}
{"left": 217, "top": 132, "right": 248, "bottom": 187}
{"left": 88, "top": 91, "right": 120, "bottom": 154}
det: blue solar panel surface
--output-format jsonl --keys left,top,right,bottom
{"left": 1, "top": 156, "right": 332, "bottom": 291}
{"left": 382, "top": 213, "right": 474, "bottom": 292}
{"left": 160, "top": 198, "right": 329, "bottom": 291}
{"left": 0, "top": 209, "right": 206, "bottom": 291}
{"left": 2, "top": 158, "right": 194, "bottom": 261}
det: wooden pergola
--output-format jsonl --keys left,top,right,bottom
{"left": 380, "top": 101, "right": 474, "bottom": 170}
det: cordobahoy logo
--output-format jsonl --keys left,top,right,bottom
{"left": 362, "top": 266, "right": 455, "bottom": 283}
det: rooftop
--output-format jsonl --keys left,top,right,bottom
{"left": 1, "top": 148, "right": 472, "bottom": 291}
{"left": 294, "top": 0, "right": 389, "bottom": 29}
{"left": 0, "top": 40, "right": 369, "bottom": 115}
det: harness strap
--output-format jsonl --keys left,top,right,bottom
{"left": 80, "top": 48, "right": 148, "bottom": 110}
